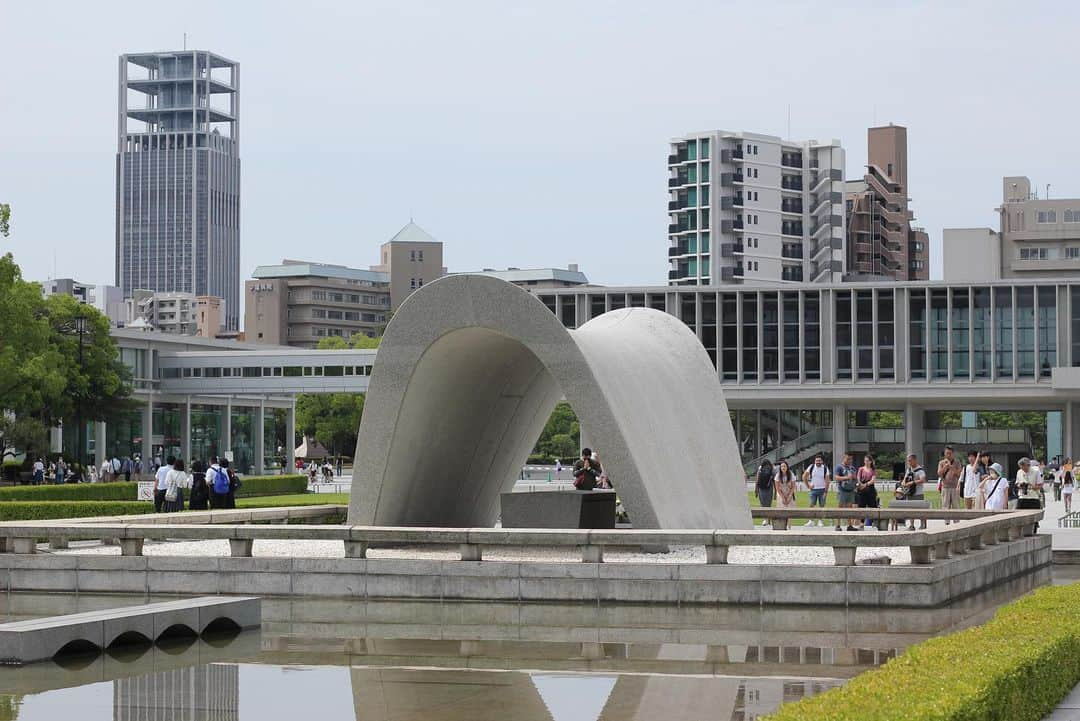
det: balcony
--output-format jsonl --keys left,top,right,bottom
{"left": 668, "top": 200, "right": 678, "bottom": 211}
{"left": 732, "top": 172, "right": 745, "bottom": 183}
{"left": 668, "top": 176, "right": 681, "bottom": 188}
{"left": 781, "top": 153, "right": 803, "bottom": 169}
{"left": 733, "top": 195, "right": 743, "bottom": 207}
{"left": 667, "top": 154, "right": 679, "bottom": 165}
{"left": 668, "top": 246, "right": 682, "bottom": 257}
{"left": 781, "top": 199, "right": 803, "bottom": 214}
{"left": 733, "top": 266, "right": 744, "bottom": 277}
{"left": 732, "top": 242, "right": 745, "bottom": 254}
{"left": 781, "top": 222, "right": 804, "bottom": 237}
{"left": 668, "top": 223, "right": 679, "bottom": 233}
{"left": 668, "top": 269, "right": 680, "bottom": 280}
{"left": 781, "top": 245, "right": 804, "bottom": 259}
{"left": 780, "top": 176, "right": 802, "bottom": 191}
{"left": 781, "top": 267, "right": 804, "bottom": 282}
{"left": 721, "top": 148, "right": 744, "bottom": 162}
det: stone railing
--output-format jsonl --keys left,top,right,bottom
{"left": 0, "top": 509, "right": 1042, "bottom": 567}
{"left": 751, "top": 507, "right": 1007, "bottom": 531}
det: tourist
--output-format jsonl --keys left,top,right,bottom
{"left": 1053, "top": 466, "right": 1064, "bottom": 502}
{"left": 133, "top": 455, "right": 143, "bottom": 479}
{"left": 1014, "top": 458, "right": 1038, "bottom": 511}
{"left": 774, "top": 460, "right": 798, "bottom": 510}
{"left": 937, "top": 445, "right": 963, "bottom": 522}
{"left": 32, "top": 458, "right": 44, "bottom": 484}
{"left": 162, "top": 459, "right": 190, "bottom": 513}
{"left": 87, "top": 463, "right": 98, "bottom": 484}
{"left": 111, "top": 455, "right": 122, "bottom": 480}
{"left": 754, "top": 459, "right": 775, "bottom": 514}
{"left": 55, "top": 456, "right": 66, "bottom": 485}
{"left": 856, "top": 454, "right": 878, "bottom": 528}
{"left": 1063, "top": 470, "right": 1075, "bottom": 513}
{"left": 896, "top": 454, "right": 925, "bottom": 530}
{"left": 207, "top": 456, "right": 227, "bottom": 509}
{"left": 99, "top": 457, "right": 111, "bottom": 483}
{"left": 121, "top": 456, "right": 132, "bottom": 482}
{"left": 189, "top": 461, "right": 210, "bottom": 511}
{"left": 154, "top": 455, "right": 174, "bottom": 513}
{"left": 984, "top": 463, "right": 1009, "bottom": 511}
{"left": 222, "top": 459, "right": 239, "bottom": 509}
{"left": 573, "top": 448, "right": 601, "bottom": 491}
{"left": 962, "top": 450, "right": 981, "bottom": 509}
{"left": 801, "top": 455, "right": 830, "bottom": 527}
{"left": 335, "top": 456, "right": 343, "bottom": 478}
{"left": 834, "top": 452, "right": 858, "bottom": 531}
{"left": 555, "top": 459, "right": 563, "bottom": 479}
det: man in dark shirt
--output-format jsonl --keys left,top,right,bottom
{"left": 573, "top": 448, "right": 602, "bottom": 491}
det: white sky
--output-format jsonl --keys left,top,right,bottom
{"left": 2, "top": 0, "right": 1078, "bottom": 290}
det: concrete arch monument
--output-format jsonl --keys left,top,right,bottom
{"left": 348, "top": 274, "right": 750, "bottom": 530}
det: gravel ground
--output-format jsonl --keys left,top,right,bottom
{"left": 53, "top": 538, "right": 911, "bottom": 565}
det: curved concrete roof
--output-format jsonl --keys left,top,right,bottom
{"left": 348, "top": 274, "right": 749, "bottom": 530}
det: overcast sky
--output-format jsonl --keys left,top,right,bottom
{"left": 2, "top": 0, "right": 1078, "bottom": 291}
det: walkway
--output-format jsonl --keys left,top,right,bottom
{"left": 1045, "top": 684, "right": 1080, "bottom": 720}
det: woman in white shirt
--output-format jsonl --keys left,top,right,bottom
{"left": 773, "top": 460, "right": 798, "bottom": 509}
{"left": 1063, "top": 471, "right": 1075, "bottom": 514}
{"left": 983, "top": 464, "right": 1009, "bottom": 512}
{"left": 163, "top": 459, "right": 192, "bottom": 513}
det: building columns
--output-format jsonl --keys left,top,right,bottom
{"left": 254, "top": 399, "right": 266, "bottom": 475}
{"left": 905, "top": 401, "right": 925, "bottom": 463}
{"left": 831, "top": 404, "right": 847, "bottom": 463}
{"left": 181, "top": 397, "right": 192, "bottom": 464}
{"left": 94, "top": 421, "right": 108, "bottom": 471}
{"left": 141, "top": 400, "right": 153, "bottom": 466}
{"left": 1066, "top": 403, "right": 1080, "bottom": 462}
{"left": 223, "top": 399, "right": 232, "bottom": 461}
{"left": 286, "top": 401, "right": 296, "bottom": 474}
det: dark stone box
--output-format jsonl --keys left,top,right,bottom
{"left": 500, "top": 490, "right": 617, "bottom": 529}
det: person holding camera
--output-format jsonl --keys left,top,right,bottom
{"left": 573, "top": 448, "right": 602, "bottom": 491}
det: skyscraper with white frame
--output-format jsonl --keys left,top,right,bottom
{"left": 667, "top": 130, "right": 846, "bottom": 285}
{"left": 115, "top": 50, "right": 241, "bottom": 330}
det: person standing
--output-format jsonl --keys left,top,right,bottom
{"left": 121, "top": 456, "right": 132, "bottom": 482}
{"left": 754, "top": 459, "right": 775, "bottom": 513}
{"left": 937, "top": 445, "right": 963, "bottom": 522}
{"left": 834, "top": 453, "right": 858, "bottom": 531}
{"left": 801, "top": 455, "right": 831, "bottom": 527}
{"left": 207, "top": 456, "right": 227, "bottom": 509}
{"left": 962, "top": 450, "right": 981, "bottom": 510}
{"left": 162, "top": 459, "right": 190, "bottom": 513}
{"left": 222, "top": 459, "right": 239, "bottom": 509}
{"left": 1014, "top": 458, "right": 1038, "bottom": 511}
{"left": 984, "top": 463, "right": 1009, "bottom": 511}
{"left": 99, "top": 458, "right": 111, "bottom": 483}
{"left": 896, "top": 454, "right": 926, "bottom": 530}
{"left": 555, "top": 459, "right": 563, "bottom": 480}
{"left": 188, "top": 461, "right": 210, "bottom": 511}
{"left": 1063, "top": 470, "right": 1075, "bottom": 514}
{"left": 572, "top": 448, "right": 601, "bottom": 491}
{"left": 774, "top": 460, "right": 798, "bottom": 509}
{"left": 855, "top": 455, "right": 878, "bottom": 529}
{"left": 88, "top": 463, "right": 98, "bottom": 484}
{"left": 55, "top": 457, "right": 66, "bottom": 485}
{"left": 32, "top": 458, "right": 45, "bottom": 485}
{"left": 154, "top": 456, "right": 174, "bottom": 513}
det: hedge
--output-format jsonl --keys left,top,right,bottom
{"left": 0, "top": 475, "right": 308, "bottom": 502}
{"left": 0, "top": 502, "right": 153, "bottom": 522}
{"left": 763, "top": 583, "right": 1080, "bottom": 721}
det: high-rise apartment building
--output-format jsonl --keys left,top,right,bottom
{"left": 115, "top": 50, "right": 241, "bottom": 330}
{"left": 844, "top": 125, "right": 929, "bottom": 281}
{"left": 667, "top": 131, "right": 846, "bottom": 286}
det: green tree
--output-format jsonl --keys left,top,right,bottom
{"left": 0, "top": 204, "right": 10, "bottom": 238}
{"left": 533, "top": 402, "right": 580, "bottom": 461}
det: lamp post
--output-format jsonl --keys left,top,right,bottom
{"left": 72, "top": 313, "right": 88, "bottom": 471}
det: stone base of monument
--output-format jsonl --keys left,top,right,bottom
{"left": 500, "top": 490, "right": 617, "bottom": 529}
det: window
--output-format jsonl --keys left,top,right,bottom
{"left": 720, "top": 294, "right": 737, "bottom": 381}
{"left": 409, "top": 250, "right": 415, "bottom": 261}
{"left": 930, "top": 290, "right": 948, "bottom": 379}
{"left": 1037, "top": 210, "right": 1057, "bottom": 223}
{"left": 741, "top": 294, "right": 758, "bottom": 381}
{"left": 836, "top": 291, "right": 852, "bottom": 380}
{"left": 951, "top": 288, "right": 969, "bottom": 379}
{"left": 856, "top": 290, "right": 874, "bottom": 379}
{"left": 1065, "top": 209, "right": 1080, "bottom": 223}
{"left": 909, "top": 291, "right": 926, "bottom": 379}
{"left": 973, "top": 288, "right": 990, "bottom": 378}
{"left": 1020, "top": 247, "right": 1050, "bottom": 260}
{"left": 1038, "top": 287, "right": 1056, "bottom": 376}
{"left": 763, "top": 293, "right": 779, "bottom": 380}
{"left": 995, "top": 287, "right": 1013, "bottom": 378}
{"left": 1067, "top": 248, "right": 1080, "bottom": 259}
{"left": 418, "top": 250, "right": 424, "bottom": 261}
{"left": 1017, "top": 287, "right": 1035, "bottom": 377}
{"left": 410, "top": 278, "right": 417, "bottom": 290}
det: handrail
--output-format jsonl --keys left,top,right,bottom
{"left": 0, "top": 509, "right": 1043, "bottom": 568}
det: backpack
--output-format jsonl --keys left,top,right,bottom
{"left": 210, "top": 465, "right": 230, "bottom": 494}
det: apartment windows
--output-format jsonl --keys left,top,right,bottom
{"left": 327, "top": 310, "right": 343, "bottom": 320}
{"left": 329, "top": 292, "right": 344, "bottom": 302}
{"left": 1065, "top": 209, "right": 1080, "bottom": 223}
{"left": 410, "top": 278, "right": 417, "bottom": 290}
{"left": 312, "top": 308, "right": 326, "bottom": 319}
{"left": 409, "top": 250, "right": 415, "bottom": 261}
{"left": 700, "top": 138, "right": 710, "bottom": 158}
{"left": 418, "top": 250, "right": 424, "bottom": 261}
{"left": 312, "top": 290, "right": 327, "bottom": 301}
{"left": 1037, "top": 210, "right": 1057, "bottom": 223}
{"left": 1066, "top": 248, "right": 1080, "bottom": 259}
{"left": 1020, "top": 247, "right": 1050, "bottom": 260}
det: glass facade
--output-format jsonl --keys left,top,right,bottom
{"left": 994, "top": 287, "right": 1013, "bottom": 378}
{"left": 230, "top": 406, "right": 257, "bottom": 475}
{"left": 190, "top": 405, "right": 224, "bottom": 464}
{"left": 951, "top": 288, "right": 969, "bottom": 379}
{"left": 1038, "top": 287, "right": 1056, "bottom": 377}
{"left": 973, "top": 288, "right": 991, "bottom": 378}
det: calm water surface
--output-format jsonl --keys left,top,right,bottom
{"left": 0, "top": 567, "right": 1055, "bottom": 721}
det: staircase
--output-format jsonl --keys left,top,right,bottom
{"left": 742, "top": 428, "right": 831, "bottom": 476}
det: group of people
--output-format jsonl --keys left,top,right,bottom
{"left": 151, "top": 455, "right": 241, "bottom": 513}
{"left": 753, "top": 446, "right": 1055, "bottom": 530}
{"left": 28, "top": 452, "right": 174, "bottom": 485}
{"left": 304, "top": 460, "right": 338, "bottom": 484}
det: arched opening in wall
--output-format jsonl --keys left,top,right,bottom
{"left": 156, "top": 624, "right": 198, "bottom": 654}
{"left": 53, "top": 639, "right": 101, "bottom": 667}
{"left": 106, "top": 630, "right": 154, "bottom": 660}
{"left": 201, "top": 617, "right": 243, "bottom": 645}
{"left": 378, "top": 327, "right": 566, "bottom": 527}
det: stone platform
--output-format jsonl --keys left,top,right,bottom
{"left": 500, "top": 490, "right": 616, "bottom": 529}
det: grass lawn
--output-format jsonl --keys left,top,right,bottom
{"left": 747, "top": 489, "right": 945, "bottom": 526}
{"left": 237, "top": 493, "right": 350, "bottom": 507}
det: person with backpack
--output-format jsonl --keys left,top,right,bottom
{"left": 221, "top": 458, "right": 240, "bottom": 509}
{"left": 207, "top": 456, "right": 227, "bottom": 509}
{"left": 188, "top": 460, "right": 210, "bottom": 511}
{"left": 754, "top": 459, "right": 775, "bottom": 516}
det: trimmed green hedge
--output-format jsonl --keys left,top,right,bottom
{"left": 764, "top": 583, "right": 1080, "bottom": 721}
{"left": 0, "top": 502, "right": 153, "bottom": 521}
{"left": 0, "top": 475, "right": 308, "bottom": 501}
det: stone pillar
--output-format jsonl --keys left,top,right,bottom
{"left": 831, "top": 403, "right": 847, "bottom": 465}
{"left": 94, "top": 421, "right": 108, "bottom": 472}
{"left": 1066, "top": 402, "right": 1080, "bottom": 462}
{"left": 141, "top": 399, "right": 153, "bottom": 468}
{"left": 905, "top": 401, "right": 925, "bottom": 463}
{"left": 286, "top": 401, "right": 296, "bottom": 474}
{"left": 181, "top": 397, "right": 192, "bottom": 464}
{"left": 255, "top": 399, "right": 266, "bottom": 475}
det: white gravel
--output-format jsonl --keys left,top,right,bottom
{"left": 53, "top": 539, "right": 911, "bottom": 565}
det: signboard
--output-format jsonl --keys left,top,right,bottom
{"left": 137, "top": 481, "right": 155, "bottom": 502}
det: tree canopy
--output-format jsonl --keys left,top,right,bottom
{"left": 532, "top": 401, "right": 580, "bottom": 462}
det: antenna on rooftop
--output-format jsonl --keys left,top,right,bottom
{"left": 183, "top": 33, "right": 187, "bottom": 50}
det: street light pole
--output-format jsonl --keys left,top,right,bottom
{"left": 73, "top": 313, "right": 87, "bottom": 473}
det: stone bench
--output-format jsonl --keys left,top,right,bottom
{"left": 0, "top": 596, "right": 260, "bottom": 665}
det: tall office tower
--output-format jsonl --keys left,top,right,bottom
{"left": 667, "top": 131, "right": 846, "bottom": 286}
{"left": 115, "top": 50, "right": 241, "bottom": 330}
{"left": 844, "top": 124, "right": 929, "bottom": 281}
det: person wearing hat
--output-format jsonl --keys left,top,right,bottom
{"left": 984, "top": 463, "right": 1009, "bottom": 511}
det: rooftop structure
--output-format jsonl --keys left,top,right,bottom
{"left": 464, "top": 264, "right": 589, "bottom": 288}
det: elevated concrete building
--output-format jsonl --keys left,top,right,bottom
{"left": 844, "top": 125, "right": 929, "bottom": 281}
{"left": 350, "top": 274, "right": 749, "bottom": 530}
{"left": 667, "top": 130, "right": 846, "bottom": 286}
{"left": 115, "top": 50, "right": 241, "bottom": 330}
